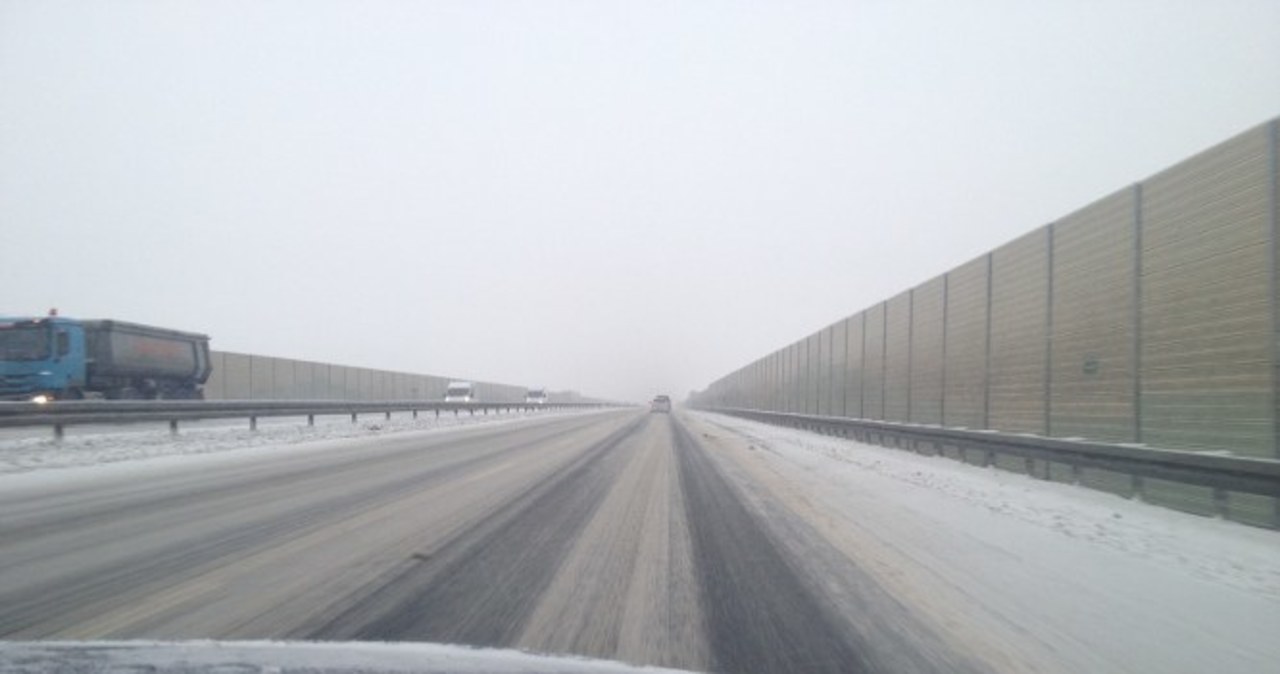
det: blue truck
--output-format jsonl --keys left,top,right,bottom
{"left": 0, "top": 314, "right": 212, "bottom": 401}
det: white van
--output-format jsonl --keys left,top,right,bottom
{"left": 444, "top": 381, "right": 476, "bottom": 402}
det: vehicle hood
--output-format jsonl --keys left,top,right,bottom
{"left": 0, "top": 641, "right": 699, "bottom": 673}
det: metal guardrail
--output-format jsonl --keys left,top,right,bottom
{"left": 704, "top": 408, "right": 1280, "bottom": 507}
{"left": 0, "top": 400, "right": 618, "bottom": 439}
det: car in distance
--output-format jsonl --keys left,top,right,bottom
{"left": 525, "top": 388, "right": 548, "bottom": 405}
{"left": 443, "top": 381, "right": 476, "bottom": 403}
{"left": 650, "top": 394, "right": 671, "bottom": 413}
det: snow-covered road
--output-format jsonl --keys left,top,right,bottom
{"left": 1, "top": 408, "right": 1276, "bottom": 673}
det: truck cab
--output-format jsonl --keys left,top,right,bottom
{"left": 0, "top": 317, "right": 87, "bottom": 401}
{"left": 525, "top": 388, "right": 548, "bottom": 405}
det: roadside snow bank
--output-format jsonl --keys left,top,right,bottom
{"left": 693, "top": 411, "right": 1280, "bottom": 602}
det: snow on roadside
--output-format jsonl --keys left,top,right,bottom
{"left": 0, "top": 408, "right": 605, "bottom": 476}
{"left": 691, "top": 411, "right": 1280, "bottom": 603}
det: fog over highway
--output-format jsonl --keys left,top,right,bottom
{"left": 5, "top": 4, "right": 1276, "bottom": 402}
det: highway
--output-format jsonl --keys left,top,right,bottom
{"left": 0, "top": 410, "right": 984, "bottom": 674}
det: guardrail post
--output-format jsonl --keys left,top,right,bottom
{"left": 169, "top": 420, "right": 179, "bottom": 436}
{"left": 1213, "top": 488, "right": 1230, "bottom": 518}
{"left": 250, "top": 416, "right": 257, "bottom": 432}
{"left": 307, "top": 414, "right": 314, "bottom": 427}
{"left": 385, "top": 411, "right": 391, "bottom": 421}
{"left": 53, "top": 424, "right": 64, "bottom": 442}
{"left": 1035, "top": 459, "right": 1049, "bottom": 480}
{"left": 351, "top": 413, "right": 357, "bottom": 424}
{"left": 413, "top": 409, "right": 418, "bottom": 419}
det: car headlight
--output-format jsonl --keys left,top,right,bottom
{"left": 32, "top": 394, "right": 52, "bottom": 404}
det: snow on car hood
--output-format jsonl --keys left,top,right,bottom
{"left": 0, "top": 641, "right": 699, "bottom": 673}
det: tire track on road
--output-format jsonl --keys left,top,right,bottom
{"left": 305, "top": 416, "right": 647, "bottom": 645}
{"left": 515, "top": 415, "right": 708, "bottom": 671}
{"left": 672, "top": 418, "right": 873, "bottom": 674}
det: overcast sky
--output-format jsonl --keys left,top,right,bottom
{"left": 2, "top": 1, "right": 1278, "bottom": 402}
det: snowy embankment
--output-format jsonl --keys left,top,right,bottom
{"left": 0, "top": 408, "right": 604, "bottom": 476}
{"left": 691, "top": 411, "right": 1280, "bottom": 674}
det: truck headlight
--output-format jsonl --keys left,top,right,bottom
{"left": 31, "top": 394, "right": 52, "bottom": 404}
